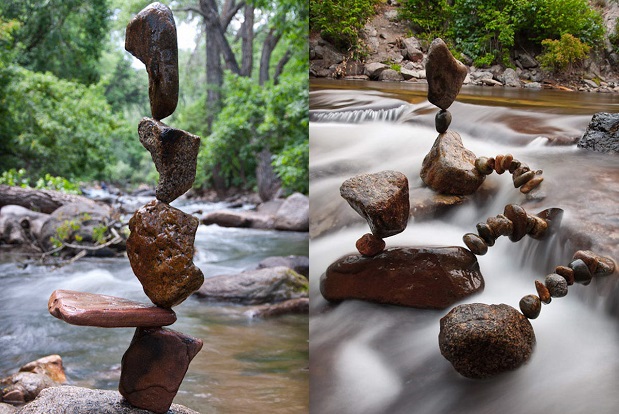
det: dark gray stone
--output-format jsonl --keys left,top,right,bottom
{"left": 577, "top": 112, "right": 619, "bottom": 154}
{"left": 256, "top": 255, "right": 309, "bottom": 278}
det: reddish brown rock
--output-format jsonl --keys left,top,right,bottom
{"left": 439, "top": 303, "right": 536, "bottom": 378}
{"left": 320, "top": 246, "right": 484, "bottom": 309}
{"left": 520, "top": 176, "right": 543, "bottom": 194}
{"left": 573, "top": 250, "right": 616, "bottom": 276}
{"left": 504, "top": 204, "right": 528, "bottom": 242}
{"left": 526, "top": 214, "right": 548, "bottom": 239}
{"left": 340, "top": 170, "right": 409, "bottom": 238}
{"left": 463, "top": 233, "right": 488, "bottom": 255}
{"left": 486, "top": 214, "right": 513, "bottom": 237}
{"left": 519, "top": 294, "right": 542, "bottom": 319}
{"left": 48, "top": 289, "right": 176, "bottom": 327}
{"left": 420, "top": 131, "right": 485, "bottom": 195}
{"left": 535, "top": 280, "right": 551, "bottom": 304}
{"left": 125, "top": 2, "right": 178, "bottom": 120}
{"left": 138, "top": 118, "right": 200, "bottom": 203}
{"left": 555, "top": 265, "right": 575, "bottom": 285}
{"left": 19, "top": 355, "right": 66, "bottom": 384}
{"left": 127, "top": 200, "right": 204, "bottom": 308}
{"left": 425, "top": 38, "right": 468, "bottom": 110}
{"left": 494, "top": 154, "right": 506, "bottom": 174}
{"left": 119, "top": 327, "right": 203, "bottom": 414}
{"left": 356, "top": 233, "right": 385, "bottom": 257}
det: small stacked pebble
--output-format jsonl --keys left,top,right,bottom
{"left": 462, "top": 204, "right": 563, "bottom": 255}
{"left": 339, "top": 170, "right": 410, "bottom": 257}
{"left": 474, "top": 154, "right": 545, "bottom": 194}
{"left": 47, "top": 4, "right": 204, "bottom": 414}
{"left": 518, "top": 250, "right": 616, "bottom": 319}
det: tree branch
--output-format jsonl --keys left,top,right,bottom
{"left": 173, "top": 6, "right": 207, "bottom": 18}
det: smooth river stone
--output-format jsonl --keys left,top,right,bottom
{"left": 420, "top": 130, "right": 485, "bottom": 195}
{"left": 426, "top": 38, "right": 468, "bottom": 110}
{"left": 125, "top": 2, "right": 178, "bottom": 120}
{"left": 139, "top": 118, "right": 201, "bottom": 203}
{"left": 127, "top": 200, "right": 204, "bottom": 308}
{"left": 119, "top": 327, "right": 203, "bottom": 414}
{"left": 504, "top": 204, "right": 528, "bottom": 242}
{"left": 439, "top": 303, "right": 536, "bottom": 379}
{"left": 48, "top": 289, "right": 176, "bottom": 327}
{"left": 340, "top": 170, "right": 409, "bottom": 238}
{"left": 320, "top": 246, "right": 484, "bottom": 309}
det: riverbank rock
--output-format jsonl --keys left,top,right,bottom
{"left": 0, "top": 205, "right": 49, "bottom": 246}
{"left": 18, "top": 355, "right": 66, "bottom": 384}
{"left": 320, "top": 246, "right": 484, "bottom": 309}
{"left": 256, "top": 255, "right": 309, "bottom": 278}
{"left": 138, "top": 118, "right": 201, "bottom": 203}
{"left": 125, "top": 2, "right": 178, "bottom": 120}
{"left": 439, "top": 303, "right": 535, "bottom": 378}
{"left": 245, "top": 298, "right": 309, "bottom": 318}
{"left": 0, "top": 403, "right": 15, "bottom": 413}
{"left": 14, "top": 386, "right": 199, "bottom": 414}
{"left": 340, "top": 170, "right": 409, "bottom": 238}
{"left": 577, "top": 112, "right": 619, "bottom": 153}
{"left": 127, "top": 200, "right": 204, "bottom": 308}
{"left": 119, "top": 327, "right": 203, "bottom": 414}
{"left": 274, "top": 193, "right": 309, "bottom": 232}
{"left": 420, "top": 131, "right": 485, "bottom": 195}
{"left": 195, "top": 267, "right": 309, "bottom": 305}
{"left": 426, "top": 38, "right": 468, "bottom": 110}
{"left": 1, "top": 373, "right": 57, "bottom": 405}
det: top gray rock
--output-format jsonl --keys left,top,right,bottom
{"left": 126, "top": 2, "right": 179, "bottom": 120}
{"left": 425, "top": 38, "right": 468, "bottom": 110}
{"left": 340, "top": 170, "right": 409, "bottom": 238}
{"left": 577, "top": 112, "right": 619, "bottom": 154}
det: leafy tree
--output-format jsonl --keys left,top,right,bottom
{"left": 538, "top": 33, "right": 591, "bottom": 72}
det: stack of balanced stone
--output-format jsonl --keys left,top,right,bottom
{"left": 48, "top": 3, "right": 204, "bottom": 413}
{"left": 421, "top": 38, "right": 543, "bottom": 197}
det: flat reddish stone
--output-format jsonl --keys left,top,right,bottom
{"left": 119, "top": 327, "right": 203, "bottom": 414}
{"left": 48, "top": 290, "right": 176, "bottom": 328}
{"left": 127, "top": 200, "right": 204, "bottom": 308}
{"left": 139, "top": 118, "right": 201, "bottom": 203}
{"left": 125, "top": 2, "right": 178, "bottom": 120}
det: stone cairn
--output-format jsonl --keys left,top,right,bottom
{"left": 47, "top": 3, "right": 204, "bottom": 413}
{"left": 421, "top": 38, "right": 544, "bottom": 197}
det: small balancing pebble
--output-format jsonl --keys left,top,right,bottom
{"left": 48, "top": 290, "right": 177, "bottom": 328}
{"left": 519, "top": 250, "right": 615, "bottom": 319}
{"left": 356, "top": 233, "right": 386, "bottom": 257}
{"left": 474, "top": 153, "right": 544, "bottom": 194}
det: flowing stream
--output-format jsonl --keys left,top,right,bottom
{"left": 310, "top": 79, "right": 619, "bottom": 414}
{"left": 0, "top": 200, "right": 309, "bottom": 414}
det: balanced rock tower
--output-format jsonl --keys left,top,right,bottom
{"left": 48, "top": 3, "right": 204, "bottom": 413}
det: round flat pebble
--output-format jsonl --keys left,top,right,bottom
{"left": 494, "top": 155, "right": 506, "bottom": 174}
{"left": 544, "top": 273, "right": 568, "bottom": 298}
{"left": 569, "top": 259, "right": 592, "bottom": 285}
{"left": 476, "top": 222, "right": 496, "bottom": 246}
{"left": 519, "top": 294, "right": 541, "bottom": 319}
{"left": 508, "top": 159, "right": 521, "bottom": 174}
{"left": 435, "top": 109, "right": 452, "bottom": 133}
{"left": 475, "top": 157, "right": 494, "bottom": 175}
{"left": 513, "top": 170, "right": 536, "bottom": 188}
{"left": 463, "top": 233, "right": 488, "bottom": 255}
{"left": 555, "top": 265, "right": 575, "bottom": 285}
{"left": 520, "top": 176, "right": 544, "bottom": 194}
{"left": 535, "top": 280, "right": 551, "bottom": 304}
{"left": 501, "top": 154, "right": 513, "bottom": 171}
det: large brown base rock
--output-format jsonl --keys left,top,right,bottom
{"left": 439, "top": 303, "right": 536, "bottom": 379}
{"left": 320, "top": 246, "right": 484, "bottom": 309}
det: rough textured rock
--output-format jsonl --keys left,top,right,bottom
{"left": 0, "top": 403, "right": 15, "bottom": 413}
{"left": 378, "top": 69, "right": 403, "bottom": 81}
{"left": 127, "top": 200, "right": 204, "bottom": 308}
{"left": 420, "top": 131, "right": 485, "bottom": 195}
{"left": 18, "top": 355, "right": 66, "bottom": 384}
{"left": 1, "top": 373, "right": 57, "bottom": 405}
{"left": 321, "top": 247, "right": 484, "bottom": 309}
{"left": 119, "top": 327, "right": 202, "bottom": 414}
{"left": 256, "top": 255, "right": 309, "bottom": 278}
{"left": 501, "top": 68, "right": 520, "bottom": 87}
{"left": 195, "top": 267, "right": 308, "bottom": 305}
{"left": 138, "top": 118, "right": 200, "bottom": 203}
{"left": 201, "top": 209, "right": 275, "bottom": 229}
{"left": 0, "top": 205, "right": 49, "bottom": 246}
{"left": 439, "top": 303, "right": 536, "bottom": 378}
{"left": 577, "top": 112, "right": 619, "bottom": 153}
{"left": 245, "top": 298, "right": 309, "bottom": 318}
{"left": 356, "top": 233, "right": 385, "bottom": 257}
{"left": 125, "top": 2, "right": 178, "bottom": 120}
{"left": 15, "top": 386, "right": 199, "bottom": 414}
{"left": 426, "top": 38, "right": 468, "bottom": 110}
{"left": 364, "top": 62, "right": 388, "bottom": 80}
{"left": 48, "top": 290, "right": 177, "bottom": 328}
{"left": 274, "top": 193, "right": 309, "bottom": 232}
{"left": 340, "top": 170, "right": 409, "bottom": 238}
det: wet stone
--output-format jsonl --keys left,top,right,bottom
{"left": 439, "top": 303, "right": 536, "bottom": 378}
{"left": 572, "top": 250, "right": 599, "bottom": 274}
{"left": 520, "top": 176, "right": 544, "bottom": 194}
{"left": 486, "top": 214, "right": 513, "bottom": 237}
{"left": 125, "top": 2, "right": 179, "bottom": 120}
{"left": 513, "top": 170, "right": 536, "bottom": 188}
{"left": 545, "top": 273, "right": 568, "bottom": 298}
{"left": 463, "top": 233, "right": 488, "bottom": 255}
{"left": 508, "top": 159, "right": 522, "bottom": 174}
{"left": 501, "top": 154, "right": 513, "bottom": 171}
{"left": 474, "top": 157, "right": 494, "bottom": 175}
{"left": 48, "top": 289, "right": 177, "bottom": 328}
{"left": 494, "top": 154, "right": 506, "bottom": 174}
{"left": 569, "top": 258, "right": 593, "bottom": 285}
{"left": 340, "top": 170, "right": 409, "bottom": 238}
{"left": 127, "top": 200, "right": 204, "bottom": 308}
{"left": 555, "top": 265, "right": 575, "bottom": 286}
{"left": 526, "top": 215, "right": 548, "bottom": 239}
{"left": 435, "top": 109, "right": 452, "bottom": 133}
{"left": 355, "top": 233, "right": 385, "bottom": 257}
{"left": 476, "top": 222, "right": 496, "bottom": 246}
{"left": 535, "top": 280, "right": 551, "bottom": 304}
{"left": 119, "top": 327, "right": 203, "bottom": 414}
{"left": 426, "top": 38, "right": 468, "bottom": 110}
{"left": 536, "top": 208, "right": 564, "bottom": 236}
{"left": 138, "top": 118, "right": 201, "bottom": 203}
{"left": 519, "top": 294, "right": 542, "bottom": 319}
{"left": 504, "top": 204, "right": 528, "bottom": 242}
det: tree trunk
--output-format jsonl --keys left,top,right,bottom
{"left": 240, "top": 4, "right": 254, "bottom": 77}
{"left": 259, "top": 28, "right": 282, "bottom": 85}
{"left": 0, "top": 185, "right": 96, "bottom": 214}
{"left": 205, "top": 21, "right": 222, "bottom": 130}
{"left": 273, "top": 49, "right": 292, "bottom": 85}
{"left": 200, "top": 0, "right": 241, "bottom": 74}
{"left": 256, "top": 148, "right": 281, "bottom": 202}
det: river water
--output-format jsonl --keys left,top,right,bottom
{"left": 0, "top": 201, "right": 309, "bottom": 413}
{"left": 310, "top": 79, "right": 619, "bottom": 414}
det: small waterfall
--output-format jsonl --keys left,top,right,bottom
{"left": 310, "top": 104, "right": 412, "bottom": 123}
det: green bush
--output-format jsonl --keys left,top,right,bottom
{"left": 0, "top": 168, "right": 81, "bottom": 194}
{"left": 400, "top": 0, "right": 449, "bottom": 35}
{"left": 538, "top": 33, "right": 591, "bottom": 72}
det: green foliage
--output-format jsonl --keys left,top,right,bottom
{"left": 0, "top": 168, "right": 29, "bottom": 187}
{"left": 310, "top": 0, "right": 380, "bottom": 51}
{"left": 92, "top": 224, "right": 108, "bottom": 245}
{"left": 0, "top": 168, "right": 81, "bottom": 194}
{"left": 400, "top": 0, "right": 449, "bottom": 35}
{"left": 50, "top": 219, "right": 82, "bottom": 248}
{"left": 272, "top": 140, "right": 309, "bottom": 195}
{"left": 538, "top": 33, "right": 591, "bottom": 72}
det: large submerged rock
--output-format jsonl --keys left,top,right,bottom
{"left": 320, "top": 246, "right": 484, "bottom": 309}
{"left": 577, "top": 112, "right": 619, "bottom": 154}
{"left": 439, "top": 303, "right": 535, "bottom": 379}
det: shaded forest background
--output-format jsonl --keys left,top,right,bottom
{"left": 0, "top": 0, "right": 308, "bottom": 197}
